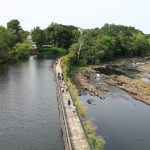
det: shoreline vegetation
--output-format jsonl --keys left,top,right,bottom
{"left": 1, "top": 20, "right": 150, "bottom": 149}
{"left": 0, "top": 19, "right": 31, "bottom": 64}
{"left": 61, "top": 56, "right": 106, "bottom": 150}
{"left": 62, "top": 56, "right": 150, "bottom": 148}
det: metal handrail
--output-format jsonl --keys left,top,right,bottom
{"left": 53, "top": 60, "right": 93, "bottom": 150}
{"left": 54, "top": 64, "right": 73, "bottom": 150}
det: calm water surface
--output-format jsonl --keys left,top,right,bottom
{"left": 0, "top": 56, "right": 63, "bottom": 150}
{"left": 80, "top": 79, "right": 150, "bottom": 150}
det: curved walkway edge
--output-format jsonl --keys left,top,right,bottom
{"left": 54, "top": 59, "right": 91, "bottom": 150}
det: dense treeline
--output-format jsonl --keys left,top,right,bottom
{"left": 31, "top": 23, "right": 80, "bottom": 50}
{"left": 1, "top": 21, "right": 150, "bottom": 65}
{"left": 68, "top": 24, "right": 150, "bottom": 66}
{"left": 0, "top": 19, "right": 30, "bottom": 64}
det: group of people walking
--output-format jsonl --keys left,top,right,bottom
{"left": 56, "top": 59, "right": 76, "bottom": 114}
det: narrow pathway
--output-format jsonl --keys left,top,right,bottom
{"left": 55, "top": 59, "right": 90, "bottom": 150}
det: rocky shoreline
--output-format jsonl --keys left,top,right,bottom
{"left": 76, "top": 57, "right": 150, "bottom": 105}
{"left": 105, "top": 75, "right": 150, "bottom": 105}
{"left": 77, "top": 70, "right": 105, "bottom": 99}
{"left": 138, "top": 64, "right": 150, "bottom": 73}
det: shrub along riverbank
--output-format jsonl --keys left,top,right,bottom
{"left": 61, "top": 54, "right": 105, "bottom": 150}
{"left": 0, "top": 40, "right": 31, "bottom": 64}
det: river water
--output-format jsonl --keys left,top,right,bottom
{"left": 79, "top": 64, "right": 150, "bottom": 150}
{"left": 0, "top": 56, "right": 63, "bottom": 150}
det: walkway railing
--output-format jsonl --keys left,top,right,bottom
{"left": 67, "top": 87, "right": 94, "bottom": 150}
{"left": 54, "top": 60, "right": 94, "bottom": 150}
{"left": 54, "top": 64, "right": 73, "bottom": 150}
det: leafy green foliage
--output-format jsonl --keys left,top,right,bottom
{"left": 0, "top": 26, "right": 17, "bottom": 51}
{"left": 45, "top": 23, "right": 79, "bottom": 49}
{"left": 89, "top": 134, "right": 105, "bottom": 150}
{"left": 31, "top": 27, "right": 46, "bottom": 50}
{"left": 61, "top": 54, "right": 105, "bottom": 149}
{"left": 0, "top": 20, "right": 30, "bottom": 63}
{"left": 7, "top": 19, "right": 22, "bottom": 32}
{"left": 69, "top": 24, "right": 150, "bottom": 66}
{"left": 31, "top": 23, "right": 80, "bottom": 50}
{"left": 13, "top": 40, "right": 31, "bottom": 59}
{"left": 60, "top": 24, "right": 150, "bottom": 149}
{"left": 45, "top": 23, "right": 79, "bottom": 48}
{"left": 7, "top": 19, "right": 28, "bottom": 44}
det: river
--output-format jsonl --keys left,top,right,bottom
{"left": 79, "top": 64, "right": 150, "bottom": 150}
{"left": 0, "top": 56, "right": 63, "bottom": 150}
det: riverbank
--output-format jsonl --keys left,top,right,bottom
{"left": 60, "top": 56, "right": 105, "bottom": 150}
{"left": 77, "top": 69, "right": 106, "bottom": 99}
{"left": 75, "top": 57, "right": 150, "bottom": 105}
{"left": 106, "top": 75, "right": 150, "bottom": 105}
{"left": 138, "top": 64, "right": 150, "bottom": 73}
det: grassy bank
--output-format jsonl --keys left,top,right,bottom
{"left": 61, "top": 54, "right": 105, "bottom": 150}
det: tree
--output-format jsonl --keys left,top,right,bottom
{"left": 45, "top": 23, "right": 79, "bottom": 49}
{"left": 7, "top": 19, "right": 22, "bottom": 32}
{"left": 31, "top": 27, "right": 46, "bottom": 50}
{"left": 13, "top": 39, "right": 31, "bottom": 59}
{"left": 0, "top": 26, "right": 17, "bottom": 51}
{"left": 7, "top": 19, "right": 26, "bottom": 43}
{"left": 68, "top": 24, "right": 150, "bottom": 66}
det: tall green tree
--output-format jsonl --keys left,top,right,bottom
{"left": 0, "top": 26, "right": 17, "bottom": 51}
{"left": 31, "top": 27, "right": 46, "bottom": 50}
{"left": 0, "top": 20, "right": 30, "bottom": 63}
{"left": 7, "top": 19, "right": 28, "bottom": 44}
{"left": 7, "top": 19, "right": 22, "bottom": 32}
{"left": 45, "top": 23, "right": 79, "bottom": 49}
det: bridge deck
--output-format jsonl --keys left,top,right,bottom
{"left": 55, "top": 60, "right": 90, "bottom": 150}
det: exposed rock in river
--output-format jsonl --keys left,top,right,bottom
{"left": 87, "top": 99, "right": 96, "bottom": 105}
{"left": 138, "top": 64, "right": 150, "bottom": 73}
{"left": 77, "top": 71, "right": 105, "bottom": 99}
{"left": 106, "top": 75, "right": 150, "bottom": 105}
{"left": 76, "top": 57, "right": 150, "bottom": 105}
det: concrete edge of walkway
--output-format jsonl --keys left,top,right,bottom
{"left": 53, "top": 59, "right": 94, "bottom": 150}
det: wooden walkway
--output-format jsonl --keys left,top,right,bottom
{"left": 55, "top": 59, "right": 91, "bottom": 150}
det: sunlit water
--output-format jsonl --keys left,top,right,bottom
{"left": 0, "top": 56, "right": 63, "bottom": 150}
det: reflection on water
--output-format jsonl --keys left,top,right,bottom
{"left": 0, "top": 56, "right": 63, "bottom": 150}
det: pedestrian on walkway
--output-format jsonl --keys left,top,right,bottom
{"left": 55, "top": 61, "right": 58, "bottom": 65}
{"left": 66, "top": 87, "right": 68, "bottom": 92}
{"left": 62, "top": 80, "right": 65, "bottom": 86}
{"left": 72, "top": 105, "right": 76, "bottom": 113}
{"left": 68, "top": 99, "right": 71, "bottom": 108}
{"left": 61, "top": 87, "right": 64, "bottom": 93}
{"left": 61, "top": 72, "right": 64, "bottom": 80}
{"left": 57, "top": 72, "right": 60, "bottom": 80}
